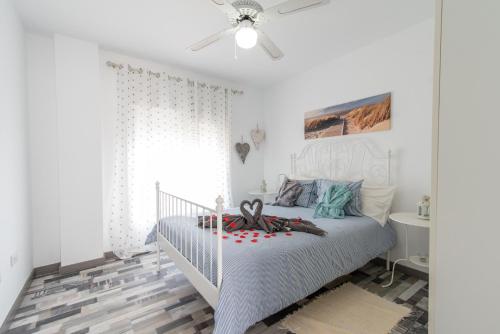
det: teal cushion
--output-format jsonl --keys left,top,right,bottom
{"left": 315, "top": 179, "right": 363, "bottom": 216}
{"left": 313, "top": 184, "right": 353, "bottom": 219}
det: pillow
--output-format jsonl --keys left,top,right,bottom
{"left": 272, "top": 177, "right": 303, "bottom": 207}
{"left": 360, "top": 186, "right": 397, "bottom": 226}
{"left": 313, "top": 184, "right": 352, "bottom": 219}
{"left": 314, "top": 179, "right": 333, "bottom": 204}
{"left": 315, "top": 179, "right": 364, "bottom": 216}
{"left": 293, "top": 180, "right": 317, "bottom": 208}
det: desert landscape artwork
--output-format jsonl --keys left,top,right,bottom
{"left": 304, "top": 93, "right": 391, "bottom": 139}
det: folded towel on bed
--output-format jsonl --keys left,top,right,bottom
{"left": 198, "top": 199, "right": 327, "bottom": 236}
{"left": 198, "top": 214, "right": 326, "bottom": 236}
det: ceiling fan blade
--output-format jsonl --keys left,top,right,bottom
{"left": 261, "top": 0, "right": 330, "bottom": 21}
{"left": 257, "top": 30, "right": 284, "bottom": 61}
{"left": 209, "top": 0, "right": 240, "bottom": 19}
{"left": 188, "top": 28, "right": 235, "bottom": 52}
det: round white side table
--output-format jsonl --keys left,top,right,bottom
{"left": 248, "top": 191, "right": 277, "bottom": 203}
{"left": 383, "top": 212, "right": 430, "bottom": 288}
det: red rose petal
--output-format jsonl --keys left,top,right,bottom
{"left": 253, "top": 233, "right": 260, "bottom": 237}
{"left": 251, "top": 239, "right": 258, "bottom": 243}
{"left": 222, "top": 236, "right": 229, "bottom": 239}
{"left": 249, "top": 228, "right": 255, "bottom": 231}
{"left": 227, "top": 231, "right": 233, "bottom": 235}
{"left": 264, "top": 235, "right": 271, "bottom": 239}
{"left": 240, "top": 229, "right": 245, "bottom": 233}
{"left": 233, "top": 233, "right": 239, "bottom": 236}
{"left": 240, "top": 235, "right": 246, "bottom": 239}
{"left": 243, "top": 232, "right": 249, "bottom": 235}
{"left": 235, "top": 240, "right": 242, "bottom": 243}
{"left": 285, "top": 232, "right": 293, "bottom": 236}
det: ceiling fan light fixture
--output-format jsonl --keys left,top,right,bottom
{"left": 235, "top": 20, "right": 258, "bottom": 49}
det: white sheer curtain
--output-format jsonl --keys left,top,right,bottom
{"left": 109, "top": 67, "right": 233, "bottom": 257}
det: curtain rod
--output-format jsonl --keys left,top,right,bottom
{"left": 106, "top": 60, "right": 244, "bottom": 95}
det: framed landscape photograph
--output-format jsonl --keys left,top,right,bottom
{"left": 304, "top": 92, "right": 391, "bottom": 139}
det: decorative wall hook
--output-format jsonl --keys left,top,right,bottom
{"left": 250, "top": 123, "right": 265, "bottom": 150}
{"left": 235, "top": 140, "right": 250, "bottom": 164}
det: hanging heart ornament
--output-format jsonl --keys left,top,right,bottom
{"left": 235, "top": 142, "right": 250, "bottom": 164}
{"left": 251, "top": 127, "right": 265, "bottom": 150}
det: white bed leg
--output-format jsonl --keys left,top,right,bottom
{"left": 216, "top": 196, "right": 224, "bottom": 290}
{"left": 156, "top": 181, "right": 161, "bottom": 273}
{"left": 157, "top": 243, "right": 161, "bottom": 272}
{"left": 386, "top": 250, "right": 391, "bottom": 271}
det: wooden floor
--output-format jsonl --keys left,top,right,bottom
{"left": 5, "top": 253, "right": 428, "bottom": 333}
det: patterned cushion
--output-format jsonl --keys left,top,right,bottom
{"left": 272, "top": 178, "right": 303, "bottom": 207}
{"left": 315, "top": 179, "right": 364, "bottom": 216}
{"left": 294, "top": 180, "right": 317, "bottom": 208}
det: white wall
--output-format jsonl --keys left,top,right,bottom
{"left": 26, "top": 33, "right": 60, "bottom": 267}
{"left": 230, "top": 88, "right": 265, "bottom": 205}
{"left": 263, "top": 19, "right": 435, "bottom": 271}
{"left": 431, "top": 1, "right": 500, "bottom": 333}
{"left": 100, "top": 50, "right": 265, "bottom": 251}
{"left": 0, "top": 0, "right": 32, "bottom": 324}
{"left": 54, "top": 35, "right": 103, "bottom": 267}
{"left": 27, "top": 34, "right": 104, "bottom": 268}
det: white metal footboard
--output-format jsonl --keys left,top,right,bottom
{"left": 155, "top": 182, "right": 223, "bottom": 308}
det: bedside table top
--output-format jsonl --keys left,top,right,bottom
{"left": 389, "top": 212, "right": 430, "bottom": 228}
{"left": 248, "top": 191, "right": 277, "bottom": 196}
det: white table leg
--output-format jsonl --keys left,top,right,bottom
{"left": 382, "top": 225, "right": 409, "bottom": 288}
{"left": 386, "top": 250, "right": 391, "bottom": 271}
{"left": 382, "top": 258, "right": 406, "bottom": 288}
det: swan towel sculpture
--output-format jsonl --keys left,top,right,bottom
{"left": 198, "top": 199, "right": 326, "bottom": 236}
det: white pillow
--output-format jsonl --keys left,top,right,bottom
{"left": 360, "top": 186, "right": 396, "bottom": 226}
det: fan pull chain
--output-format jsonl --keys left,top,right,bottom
{"left": 234, "top": 36, "right": 238, "bottom": 60}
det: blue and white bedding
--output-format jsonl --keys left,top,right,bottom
{"left": 157, "top": 205, "right": 396, "bottom": 334}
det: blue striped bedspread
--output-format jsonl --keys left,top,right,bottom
{"left": 159, "top": 205, "right": 396, "bottom": 334}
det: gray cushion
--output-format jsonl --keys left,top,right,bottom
{"left": 272, "top": 178, "right": 303, "bottom": 207}
{"left": 315, "top": 179, "right": 364, "bottom": 216}
{"left": 294, "top": 180, "right": 317, "bottom": 208}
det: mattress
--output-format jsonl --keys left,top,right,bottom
{"left": 157, "top": 205, "right": 396, "bottom": 334}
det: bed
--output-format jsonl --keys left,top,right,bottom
{"left": 155, "top": 139, "right": 396, "bottom": 334}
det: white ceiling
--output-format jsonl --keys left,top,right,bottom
{"left": 14, "top": 0, "right": 434, "bottom": 87}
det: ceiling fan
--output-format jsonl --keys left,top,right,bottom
{"left": 188, "top": 0, "right": 331, "bottom": 60}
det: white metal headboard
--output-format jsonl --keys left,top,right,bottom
{"left": 291, "top": 139, "right": 391, "bottom": 186}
